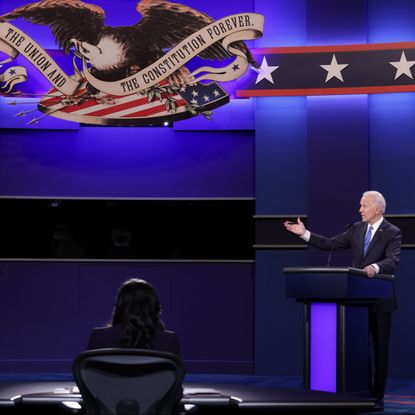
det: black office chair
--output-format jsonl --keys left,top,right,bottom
{"left": 72, "top": 348, "right": 185, "bottom": 415}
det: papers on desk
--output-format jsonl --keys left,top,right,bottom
{"left": 53, "top": 386, "right": 80, "bottom": 394}
{"left": 53, "top": 388, "right": 71, "bottom": 394}
{"left": 183, "top": 387, "right": 222, "bottom": 396}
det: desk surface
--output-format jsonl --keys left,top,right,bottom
{"left": 0, "top": 380, "right": 375, "bottom": 411}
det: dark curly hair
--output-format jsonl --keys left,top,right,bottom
{"left": 111, "top": 278, "right": 165, "bottom": 349}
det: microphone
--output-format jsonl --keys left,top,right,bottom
{"left": 326, "top": 223, "right": 353, "bottom": 267}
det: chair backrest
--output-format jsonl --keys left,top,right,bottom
{"left": 72, "top": 348, "right": 185, "bottom": 415}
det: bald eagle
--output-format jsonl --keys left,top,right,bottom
{"left": 0, "top": 0, "right": 258, "bottom": 86}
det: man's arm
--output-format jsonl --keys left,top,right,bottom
{"left": 284, "top": 218, "right": 353, "bottom": 250}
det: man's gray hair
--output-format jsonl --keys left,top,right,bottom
{"left": 363, "top": 190, "right": 386, "bottom": 214}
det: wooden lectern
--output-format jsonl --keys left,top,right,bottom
{"left": 284, "top": 267, "right": 394, "bottom": 394}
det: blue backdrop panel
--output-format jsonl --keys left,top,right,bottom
{"left": 0, "top": 261, "right": 254, "bottom": 374}
{"left": 307, "top": 95, "right": 369, "bottom": 227}
{"left": 369, "top": 93, "right": 415, "bottom": 213}
{"left": 254, "top": 0, "right": 306, "bottom": 47}
{"left": 255, "top": 250, "right": 306, "bottom": 375}
{"left": 0, "top": 261, "right": 80, "bottom": 371}
{"left": 183, "top": 0, "right": 254, "bottom": 21}
{"left": 368, "top": 0, "right": 415, "bottom": 43}
{"left": 0, "top": 127, "right": 254, "bottom": 198}
{"left": 307, "top": 95, "right": 369, "bottom": 266}
{"left": 306, "top": 0, "right": 367, "bottom": 45}
{"left": 168, "top": 263, "right": 254, "bottom": 374}
{"left": 389, "top": 250, "right": 415, "bottom": 378}
{"left": 255, "top": 96, "right": 307, "bottom": 215}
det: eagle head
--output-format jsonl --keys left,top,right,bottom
{"left": 72, "top": 35, "right": 128, "bottom": 72}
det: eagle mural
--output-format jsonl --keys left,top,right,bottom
{"left": 0, "top": 0, "right": 262, "bottom": 125}
{"left": 0, "top": 0, "right": 257, "bottom": 84}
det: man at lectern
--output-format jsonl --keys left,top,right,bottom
{"left": 284, "top": 190, "right": 401, "bottom": 408}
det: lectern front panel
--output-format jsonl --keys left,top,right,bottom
{"left": 310, "top": 303, "right": 337, "bottom": 392}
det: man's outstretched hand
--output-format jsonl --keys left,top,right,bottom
{"left": 284, "top": 217, "right": 306, "bottom": 236}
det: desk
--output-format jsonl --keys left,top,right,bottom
{"left": 0, "top": 380, "right": 375, "bottom": 413}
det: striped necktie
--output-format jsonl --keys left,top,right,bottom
{"left": 363, "top": 225, "right": 373, "bottom": 256}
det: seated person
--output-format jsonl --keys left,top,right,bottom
{"left": 86, "top": 278, "right": 183, "bottom": 414}
{"left": 87, "top": 278, "right": 180, "bottom": 356}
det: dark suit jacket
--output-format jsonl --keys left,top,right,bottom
{"left": 87, "top": 325, "right": 181, "bottom": 356}
{"left": 308, "top": 219, "right": 402, "bottom": 311}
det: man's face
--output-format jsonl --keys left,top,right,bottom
{"left": 359, "top": 196, "right": 381, "bottom": 224}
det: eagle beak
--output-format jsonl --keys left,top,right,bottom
{"left": 70, "top": 39, "right": 90, "bottom": 61}
{"left": 70, "top": 38, "right": 81, "bottom": 58}
{"left": 70, "top": 38, "right": 80, "bottom": 50}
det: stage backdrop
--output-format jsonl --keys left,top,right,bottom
{"left": 1, "top": 0, "right": 415, "bottom": 380}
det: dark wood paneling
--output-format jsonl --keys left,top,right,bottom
{"left": 0, "top": 199, "right": 255, "bottom": 260}
{"left": 386, "top": 215, "right": 415, "bottom": 247}
{"left": 255, "top": 216, "right": 308, "bottom": 248}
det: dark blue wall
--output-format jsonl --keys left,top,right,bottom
{"left": 254, "top": 96, "right": 307, "bottom": 375}
{"left": 307, "top": 95, "right": 369, "bottom": 266}
{"left": 0, "top": 128, "right": 254, "bottom": 198}
{"left": 0, "top": 261, "right": 254, "bottom": 373}
{"left": 369, "top": 93, "right": 415, "bottom": 212}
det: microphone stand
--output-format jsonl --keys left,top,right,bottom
{"left": 326, "top": 223, "right": 352, "bottom": 267}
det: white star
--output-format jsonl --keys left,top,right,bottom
{"left": 191, "top": 90, "right": 198, "bottom": 97}
{"left": 190, "top": 98, "right": 198, "bottom": 105}
{"left": 180, "top": 86, "right": 187, "bottom": 92}
{"left": 320, "top": 54, "right": 349, "bottom": 82}
{"left": 389, "top": 51, "right": 415, "bottom": 80}
{"left": 203, "top": 95, "right": 210, "bottom": 102}
{"left": 255, "top": 56, "right": 279, "bottom": 85}
{"left": 213, "top": 90, "right": 220, "bottom": 97}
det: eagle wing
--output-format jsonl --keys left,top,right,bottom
{"left": 136, "top": 0, "right": 257, "bottom": 65}
{"left": 0, "top": 0, "right": 105, "bottom": 53}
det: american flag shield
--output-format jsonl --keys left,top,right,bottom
{"left": 39, "top": 78, "right": 229, "bottom": 126}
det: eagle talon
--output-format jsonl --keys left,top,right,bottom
{"left": 61, "top": 96, "right": 83, "bottom": 106}
{"left": 61, "top": 90, "right": 100, "bottom": 106}
{"left": 94, "top": 97, "right": 116, "bottom": 105}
